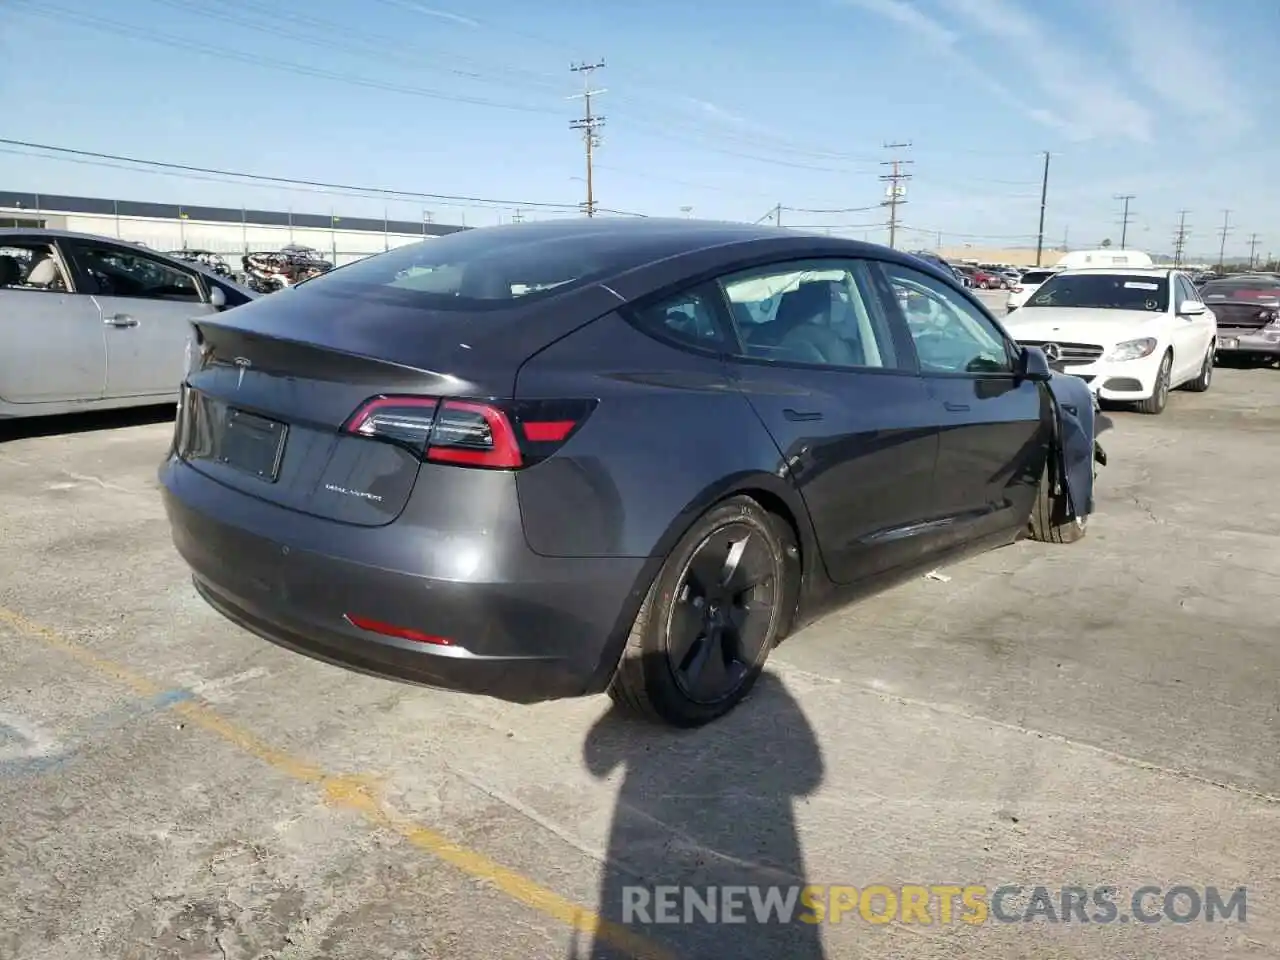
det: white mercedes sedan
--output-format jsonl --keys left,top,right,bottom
{"left": 1002, "top": 266, "right": 1217, "bottom": 415}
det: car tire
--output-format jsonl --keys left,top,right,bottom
{"left": 1183, "top": 345, "right": 1213, "bottom": 392}
{"left": 1027, "top": 459, "right": 1088, "bottom": 545}
{"left": 607, "top": 495, "right": 798, "bottom": 727}
{"left": 979, "top": 280, "right": 989, "bottom": 289}
{"left": 1135, "top": 351, "right": 1173, "bottom": 415}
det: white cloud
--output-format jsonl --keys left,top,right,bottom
{"left": 838, "top": 0, "right": 1071, "bottom": 134}
{"left": 376, "top": 0, "right": 480, "bottom": 27}
{"left": 684, "top": 97, "right": 756, "bottom": 131}
{"left": 1093, "top": 0, "right": 1251, "bottom": 135}
{"left": 844, "top": 0, "right": 1155, "bottom": 142}
{"left": 941, "top": 0, "right": 1154, "bottom": 142}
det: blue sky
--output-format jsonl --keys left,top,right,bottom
{"left": 1, "top": 0, "right": 1277, "bottom": 258}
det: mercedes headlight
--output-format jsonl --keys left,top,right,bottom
{"left": 1106, "top": 337, "right": 1157, "bottom": 361}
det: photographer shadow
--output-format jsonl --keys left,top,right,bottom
{"left": 578, "top": 669, "right": 827, "bottom": 960}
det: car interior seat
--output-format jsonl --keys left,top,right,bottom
{"left": 764, "top": 281, "right": 863, "bottom": 366}
{"left": 24, "top": 253, "right": 64, "bottom": 291}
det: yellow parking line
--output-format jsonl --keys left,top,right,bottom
{"left": 0, "top": 605, "right": 672, "bottom": 960}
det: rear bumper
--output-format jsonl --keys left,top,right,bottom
{"left": 1215, "top": 330, "right": 1280, "bottom": 356}
{"left": 160, "top": 455, "right": 648, "bottom": 703}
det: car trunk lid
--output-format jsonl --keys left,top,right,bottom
{"left": 178, "top": 317, "right": 518, "bottom": 527}
{"left": 1207, "top": 301, "right": 1278, "bottom": 331}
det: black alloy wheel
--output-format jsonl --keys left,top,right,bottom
{"left": 607, "top": 496, "right": 798, "bottom": 727}
{"left": 665, "top": 523, "right": 779, "bottom": 705}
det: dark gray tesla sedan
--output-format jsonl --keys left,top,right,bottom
{"left": 160, "top": 217, "right": 1087, "bottom": 727}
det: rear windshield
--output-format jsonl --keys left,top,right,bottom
{"left": 1027, "top": 273, "right": 1169, "bottom": 312}
{"left": 1200, "top": 279, "right": 1280, "bottom": 300}
{"left": 291, "top": 226, "right": 674, "bottom": 310}
{"left": 1020, "top": 270, "right": 1057, "bottom": 284}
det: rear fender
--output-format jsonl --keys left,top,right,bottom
{"left": 582, "top": 469, "right": 820, "bottom": 694}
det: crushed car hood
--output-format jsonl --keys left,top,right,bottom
{"left": 1045, "top": 371, "right": 1100, "bottom": 518}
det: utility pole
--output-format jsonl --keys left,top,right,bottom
{"left": 569, "top": 60, "right": 606, "bottom": 217}
{"left": 511, "top": 208, "right": 524, "bottom": 224}
{"left": 1247, "top": 232, "right": 1261, "bottom": 268}
{"left": 879, "top": 142, "right": 913, "bottom": 250}
{"left": 775, "top": 203, "right": 782, "bottom": 227}
{"left": 1172, "top": 210, "right": 1190, "bottom": 268}
{"left": 1114, "top": 194, "right": 1136, "bottom": 249}
{"left": 1035, "top": 151, "right": 1051, "bottom": 266}
{"left": 1217, "top": 209, "right": 1232, "bottom": 271}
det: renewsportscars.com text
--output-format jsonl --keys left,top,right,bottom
{"left": 622, "top": 884, "right": 1247, "bottom": 926}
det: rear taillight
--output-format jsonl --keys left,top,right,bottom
{"left": 1012, "top": 285, "right": 1024, "bottom": 294}
{"left": 342, "top": 395, "right": 595, "bottom": 469}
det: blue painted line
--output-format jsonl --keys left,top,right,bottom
{"left": 0, "top": 687, "right": 195, "bottom": 778}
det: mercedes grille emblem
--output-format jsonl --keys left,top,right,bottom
{"left": 1041, "top": 342, "right": 1062, "bottom": 363}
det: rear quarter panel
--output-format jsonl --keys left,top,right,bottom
{"left": 513, "top": 311, "right": 809, "bottom": 560}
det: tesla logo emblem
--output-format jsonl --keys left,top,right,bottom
{"left": 233, "top": 356, "right": 251, "bottom": 388}
{"left": 1041, "top": 343, "right": 1062, "bottom": 363}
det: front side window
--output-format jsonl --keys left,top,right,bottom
{"left": 879, "top": 262, "right": 1013, "bottom": 375}
{"left": 1027, "top": 273, "right": 1170, "bottom": 313}
{"left": 69, "top": 242, "right": 202, "bottom": 302}
{"left": 0, "top": 241, "right": 70, "bottom": 292}
{"left": 716, "top": 260, "right": 902, "bottom": 370}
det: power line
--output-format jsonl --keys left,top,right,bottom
{"left": 1218, "top": 210, "right": 1232, "bottom": 271}
{"left": 142, "top": 0, "right": 565, "bottom": 94}
{"left": 1035, "top": 151, "right": 1051, "bottom": 267}
{"left": 8, "top": 1, "right": 563, "bottom": 117}
{"left": 569, "top": 61, "right": 607, "bottom": 217}
{"left": 0, "top": 138, "right": 589, "bottom": 211}
{"left": 1172, "top": 211, "right": 1190, "bottom": 268}
{"left": 773, "top": 204, "right": 885, "bottom": 216}
{"left": 1114, "top": 194, "right": 1136, "bottom": 250}
{"left": 879, "top": 142, "right": 913, "bottom": 250}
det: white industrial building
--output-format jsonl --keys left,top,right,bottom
{"left": 0, "top": 190, "right": 467, "bottom": 266}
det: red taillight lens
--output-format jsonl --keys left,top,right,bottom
{"left": 345, "top": 613, "right": 452, "bottom": 646}
{"left": 427, "top": 400, "right": 522, "bottom": 468}
{"left": 342, "top": 395, "right": 595, "bottom": 469}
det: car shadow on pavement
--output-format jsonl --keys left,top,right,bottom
{"left": 577, "top": 668, "right": 827, "bottom": 960}
{"left": 0, "top": 404, "right": 175, "bottom": 443}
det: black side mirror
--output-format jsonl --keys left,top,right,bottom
{"left": 1017, "top": 345, "right": 1052, "bottom": 381}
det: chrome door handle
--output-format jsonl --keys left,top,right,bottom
{"left": 105, "top": 314, "right": 138, "bottom": 327}
{"left": 944, "top": 401, "right": 970, "bottom": 412}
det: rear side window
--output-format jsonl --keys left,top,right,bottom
{"left": 0, "top": 241, "right": 71, "bottom": 292}
{"left": 628, "top": 286, "right": 728, "bottom": 352}
{"left": 717, "top": 259, "right": 905, "bottom": 370}
{"left": 1020, "top": 270, "right": 1056, "bottom": 284}
{"left": 292, "top": 227, "right": 687, "bottom": 311}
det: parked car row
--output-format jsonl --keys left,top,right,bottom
{"left": 166, "top": 244, "right": 335, "bottom": 294}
